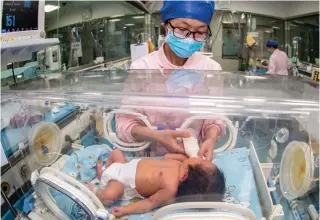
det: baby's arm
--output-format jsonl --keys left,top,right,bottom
{"left": 112, "top": 187, "right": 176, "bottom": 217}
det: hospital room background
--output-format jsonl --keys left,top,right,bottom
{"left": 1, "top": 1, "right": 319, "bottom": 220}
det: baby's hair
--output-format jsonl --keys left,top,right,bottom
{"left": 210, "top": 167, "right": 226, "bottom": 201}
{"left": 176, "top": 165, "right": 226, "bottom": 202}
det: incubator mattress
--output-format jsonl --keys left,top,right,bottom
{"left": 59, "top": 147, "right": 263, "bottom": 220}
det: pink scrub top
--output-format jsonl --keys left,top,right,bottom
{"left": 116, "top": 43, "right": 225, "bottom": 156}
{"left": 130, "top": 43, "right": 222, "bottom": 71}
{"left": 268, "top": 49, "right": 291, "bottom": 75}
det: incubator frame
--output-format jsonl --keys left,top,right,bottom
{"left": 103, "top": 110, "right": 238, "bottom": 153}
{"left": 29, "top": 137, "right": 285, "bottom": 220}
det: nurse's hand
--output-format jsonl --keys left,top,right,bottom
{"left": 198, "top": 126, "right": 219, "bottom": 161}
{"left": 154, "top": 130, "right": 191, "bottom": 154}
{"left": 198, "top": 138, "right": 216, "bottom": 161}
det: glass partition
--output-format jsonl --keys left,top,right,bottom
{"left": 105, "top": 14, "right": 146, "bottom": 62}
{"left": 249, "top": 15, "right": 285, "bottom": 59}
{"left": 287, "top": 14, "right": 319, "bottom": 65}
{"left": 45, "top": 1, "right": 145, "bottom": 69}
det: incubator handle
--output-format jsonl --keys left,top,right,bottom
{"left": 96, "top": 209, "right": 113, "bottom": 220}
{"left": 152, "top": 202, "right": 256, "bottom": 220}
{"left": 180, "top": 115, "right": 237, "bottom": 153}
{"left": 30, "top": 170, "right": 40, "bottom": 186}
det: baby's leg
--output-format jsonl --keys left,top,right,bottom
{"left": 96, "top": 160, "right": 104, "bottom": 180}
{"left": 97, "top": 149, "right": 127, "bottom": 180}
{"left": 92, "top": 180, "right": 124, "bottom": 205}
{"left": 105, "top": 149, "right": 127, "bottom": 168}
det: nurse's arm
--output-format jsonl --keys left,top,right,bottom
{"left": 116, "top": 115, "right": 149, "bottom": 143}
{"left": 204, "top": 125, "right": 220, "bottom": 140}
{"left": 268, "top": 56, "right": 276, "bottom": 74}
{"left": 131, "top": 124, "right": 157, "bottom": 142}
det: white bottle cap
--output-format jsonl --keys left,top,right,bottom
{"left": 183, "top": 136, "right": 200, "bottom": 158}
{"left": 96, "top": 209, "right": 109, "bottom": 219}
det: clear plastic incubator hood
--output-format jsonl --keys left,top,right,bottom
{"left": 1, "top": 70, "right": 319, "bottom": 220}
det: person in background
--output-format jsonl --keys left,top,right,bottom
{"left": 266, "top": 40, "right": 291, "bottom": 75}
{"left": 116, "top": 0, "right": 225, "bottom": 160}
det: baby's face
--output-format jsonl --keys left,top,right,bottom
{"left": 183, "top": 157, "right": 216, "bottom": 173}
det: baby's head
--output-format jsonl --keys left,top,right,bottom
{"left": 177, "top": 157, "right": 226, "bottom": 201}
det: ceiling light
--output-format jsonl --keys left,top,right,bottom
{"left": 272, "top": 26, "right": 280, "bottom": 29}
{"left": 241, "top": 13, "right": 245, "bottom": 19}
{"left": 125, "top": 24, "right": 134, "bottom": 26}
{"left": 123, "top": 27, "right": 127, "bottom": 29}
{"left": 133, "top": 15, "right": 145, "bottom": 19}
{"left": 45, "top": 5, "right": 60, "bottom": 13}
{"left": 244, "top": 76, "right": 266, "bottom": 80}
{"left": 244, "top": 98, "right": 266, "bottom": 102}
{"left": 109, "top": 18, "right": 121, "bottom": 22}
{"left": 293, "top": 20, "right": 304, "bottom": 24}
{"left": 110, "top": 14, "right": 124, "bottom": 18}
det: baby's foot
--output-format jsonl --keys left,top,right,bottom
{"left": 88, "top": 182, "right": 97, "bottom": 193}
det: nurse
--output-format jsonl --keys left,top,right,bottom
{"left": 266, "top": 40, "right": 291, "bottom": 75}
{"left": 116, "top": 0, "right": 224, "bottom": 160}
{"left": 131, "top": 0, "right": 222, "bottom": 70}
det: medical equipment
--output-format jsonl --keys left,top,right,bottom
{"left": 279, "top": 141, "right": 319, "bottom": 201}
{"left": 37, "top": 45, "right": 61, "bottom": 72}
{"left": 0, "top": 0, "right": 45, "bottom": 42}
{"left": 28, "top": 122, "right": 62, "bottom": 167}
{"left": 103, "top": 110, "right": 153, "bottom": 152}
{"left": 1, "top": 70, "right": 318, "bottom": 220}
{"left": 274, "top": 127, "right": 290, "bottom": 144}
{"left": 102, "top": 110, "right": 238, "bottom": 153}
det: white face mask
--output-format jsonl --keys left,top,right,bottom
{"left": 166, "top": 30, "right": 205, "bottom": 58}
{"left": 165, "top": 69, "right": 204, "bottom": 93}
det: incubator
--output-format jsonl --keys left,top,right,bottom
{"left": 1, "top": 69, "right": 319, "bottom": 220}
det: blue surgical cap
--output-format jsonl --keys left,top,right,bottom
{"left": 266, "top": 40, "right": 278, "bottom": 48}
{"left": 160, "top": 0, "right": 215, "bottom": 25}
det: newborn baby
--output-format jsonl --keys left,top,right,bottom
{"left": 88, "top": 149, "right": 226, "bottom": 217}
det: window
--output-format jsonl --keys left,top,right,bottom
{"left": 288, "top": 14, "right": 319, "bottom": 64}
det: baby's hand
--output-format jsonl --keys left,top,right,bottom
{"left": 112, "top": 206, "right": 127, "bottom": 217}
{"left": 88, "top": 182, "right": 96, "bottom": 193}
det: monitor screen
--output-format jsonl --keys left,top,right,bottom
{"left": 1, "top": 0, "right": 39, "bottom": 34}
